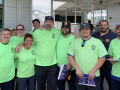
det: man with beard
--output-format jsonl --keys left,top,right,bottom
{"left": 57, "top": 21, "right": 76, "bottom": 90}
{"left": 29, "top": 19, "right": 41, "bottom": 35}
{"left": 68, "top": 23, "right": 107, "bottom": 90}
{"left": 33, "top": 16, "right": 61, "bottom": 90}
{"left": 108, "top": 23, "right": 120, "bottom": 90}
{"left": 92, "top": 20, "right": 117, "bottom": 90}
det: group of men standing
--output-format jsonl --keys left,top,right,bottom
{"left": 0, "top": 15, "right": 120, "bottom": 90}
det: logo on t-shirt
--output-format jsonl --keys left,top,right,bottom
{"left": 91, "top": 45, "right": 96, "bottom": 50}
{"left": 52, "top": 33, "right": 55, "bottom": 38}
{"left": 31, "top": 50, "right": 35, "bottom": 55}
{"left": 11, "top": 47, "right": 15, "bottom": 53}
{"left": 105, "top": 38, "right": 110, "bottom": 42}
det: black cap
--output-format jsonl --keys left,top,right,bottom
{"left": 32, "top": 19, "right": 40, "bottom": 23}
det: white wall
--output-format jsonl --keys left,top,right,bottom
{"left": 4, "top": 0, "right": 32, "bottom": 34}
{"left": 108, "top": 6, "right": 120, "bottom": 30}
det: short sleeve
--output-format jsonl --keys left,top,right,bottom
{"left": 98, "top": 41, "right": 108, "bottom": 58}
{"left": 108, "top": 41, "right": 113, "bottom": 56}
{"left": 68, "top": 40, "right": 76, "bottom": 57}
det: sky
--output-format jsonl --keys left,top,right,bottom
{"left": 32, "top": 0, "right": 64, "bottom": 13}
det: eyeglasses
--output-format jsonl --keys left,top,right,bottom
{"left": 17, "top": 29, "right": 24, "bottom": 30}
{"left": 81, "top": 40, "right": 85, "bottom": 47}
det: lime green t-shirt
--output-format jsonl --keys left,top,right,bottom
{"left": 0, "top": 40, "right": 19, "bottom": 83}
{"left": 10, "top": 36, "right": 24, "bottom": 69}
{"left": 29, "top": 31, "right": 33, "bottom": 35}
{"left": 15, "top": 46, "right": 35, "bottom": 78}
{"left": 108, "top": 38, "right": 120, "bottom": 77}
{"left": 33, "top": 28, "right": 61, "bottom": 66}
{"left": 57, "top": 34, "right": 75, "bottom": 70}
{"left": 29, "top": 31, "right": 36, "bottom": 46}
{"left": 68, "top": 37, "right": 107, "bottom": 77}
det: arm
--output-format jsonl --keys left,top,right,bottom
{"left": 15, "top": 43, "right": 24, "bottom": 53}
{"left": 108, "top": 55, "right": 116, "bottom": 64}
{"left": 66, "top": 63, "right": 72, "bottom": 70}
{"left": 89, "top": 57, "right": 105, "bottom": 80}
{"left": 68, "top": 55, "right": 83, "bottom": 78}
{"left": 71, "top": 32, "right": 78, "bottom": 39}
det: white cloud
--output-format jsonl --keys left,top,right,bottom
{"left": 33, "top": 0, "right": 64, "bottom": 13}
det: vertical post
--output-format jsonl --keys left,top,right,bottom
{"left": 101, "top": 10, "right": 102, "bottom": 21}
{"left": 81, "top": 12, "right": 84, "bottom": 24}
{"left": 75, "top": 6, "right": 76, "bottom": 23}
{"left": 66, "top": 10, "right": 67, "bottom": 21}
{"left": 54, "top": 11, "right": 55, "bottom": 22}
{"left": 51, "top": 0, "right": 53, "bottom": 16}
{"left": 92, "top": 5, "right": 94, "bottom": 25}
{"left": 106, "top": 5, "right": 108, "bottom": 21}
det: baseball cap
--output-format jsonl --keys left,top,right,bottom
{"left": 32, "top": 19, "right": 40, "bottom": 23}
{"left": 62, "top": 21, "right": 71, "bottom": 28}
{"left": 45, "top": 16, "right": 54, "bottom": 22}
{"left": 80, "top": 23, "right": 90, "bottom": 29}
{"left": 116, "top": 22, "right": 120, "bottom": 28}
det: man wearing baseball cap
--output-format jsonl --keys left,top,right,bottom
{"left": 57, "top": 21, "right": 76, "bottom": 90}
{"left": 33, "top": 16, "right": 61, "bottom": 90}
{"left": 68, "top": 23, "right": 107, "bottom": 90}
{"left": 108, "top": 22, "right": 120, "bottom": 90}
{"left": 29, "top": 19, "right": 41, "bottom": 35}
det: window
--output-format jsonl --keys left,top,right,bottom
{"left": 0, "top": 0, "right": 3, "bottom": 29}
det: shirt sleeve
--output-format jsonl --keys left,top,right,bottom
{"left": 68, "top": 40, "right": 76, "bottom": 57}
{"left": 108, "top": 41, "right": 113, "bottom": 56}
{"left": 98, "top": 40, "right": 108, "bottom": 58}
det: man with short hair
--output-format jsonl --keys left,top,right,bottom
{"left": 33, "top": 16, "right": 61, "bottom": 90}
{"left": 29, "top": 19, "right": 41, "bottom": 35}
{"left": 68, "top": 23, "right": 107, "bottom": 90}
{"left": 92, "top": 20, "right": 117, "bottom": 90}
{"left": 0, "top": 28, "right": 19, "bottom": 90}
{"left": 57, "top": 21, "right": 76, "bottom": 90}
{"left": 108, "top": 23, "right": 120, "bottom": 90}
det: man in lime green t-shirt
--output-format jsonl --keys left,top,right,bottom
{"left": 68, "top": 23, "right": 107, "bottom": 90}
{"left": 33, "top": 16, "right": 61, "bottom": 90}
{"left": 57, "top": 21, "right": 76, "bottom": 90}
{"left": 0, "top": 28, "right": 19, "bottom": 90}
{"left": 108, "top": 23, "right": 120, "bottom": 90}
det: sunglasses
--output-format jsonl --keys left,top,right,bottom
{"left": 81, "top": 40, "right": 85, "bottom": 47}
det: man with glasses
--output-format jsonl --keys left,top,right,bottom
{"left": 92, "top": 20, "right": 117, "bottom": 90}
{"left": 57, "top": 21, "right": 76, "bottom": 90}
{"left": 68, "top": 23, "right": 107, "bottom": 90}
{"left": 108, "top": 23, "right": 120, "bottom": 90}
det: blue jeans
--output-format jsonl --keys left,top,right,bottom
{"left": 17, "top": 75, "right": 35, "bottom": 90}
{"left": 35, "top": 64, "right": 57, "bottom": 90}
{"left": 111, "top": 78, "right": 120, "bottom": 90}
{"left": 0, "top": 79, "right": 14, "bottom": 90}
{"left": 100, "top": 67, "right": 112, "bottom": 90}
{"left": 57, "top": 67, "right": 76, "bottom": 90}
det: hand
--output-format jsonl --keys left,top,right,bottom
{"left": 88, "top": 70, "right": 95, "bottom": 81}
{"left": 110, "top": 58, "right": 116, "bottom": 64}
{"left": 15, "top": 44, "right": 24, "bottom": 53}
{"left": 39, "top": 25, "right": 44, "bottom": 30}
{"left": 66, "top": 63, "right": 72, "bottom": 70}
{"left": 74, "top": 34, "right": 78, "bottom": 39}
{"left": 76, "top": 68, "right": 83, "bottom": 79}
